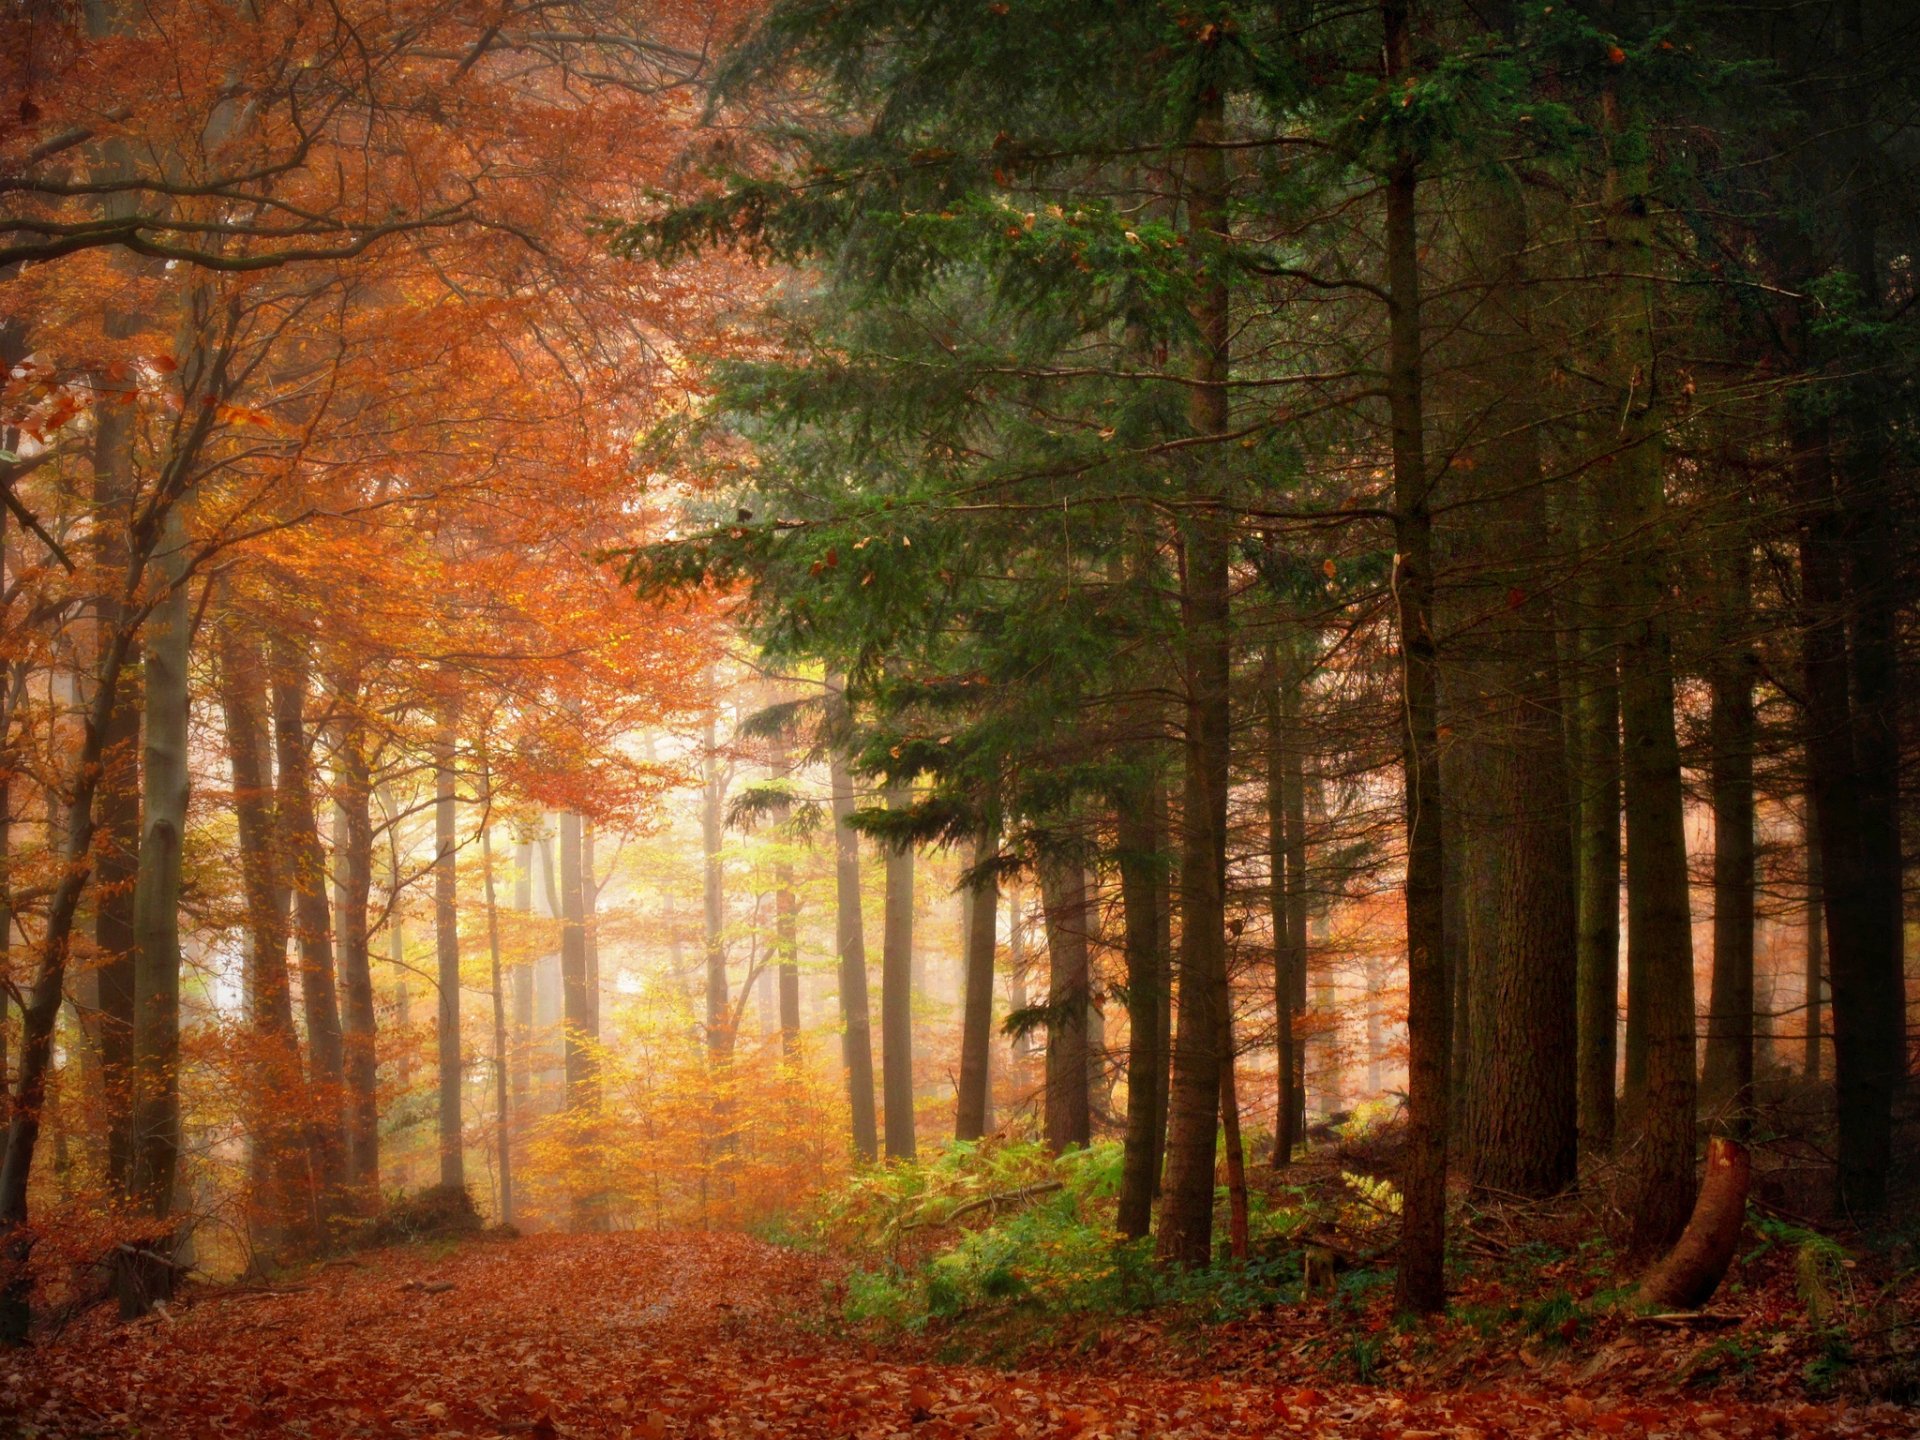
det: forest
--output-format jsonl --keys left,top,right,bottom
{"left": 0, "top": 1, "right": 1917, "bottom": 1436}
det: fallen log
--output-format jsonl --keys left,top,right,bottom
{"left": 1637, "top": 1136, "right": 1751, "bottom": 1310}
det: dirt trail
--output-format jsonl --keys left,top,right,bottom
{"left": 4, "top": 1233, "right": 1909, "bottom": 1438}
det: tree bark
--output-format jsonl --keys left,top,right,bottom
{"left": 1384, "top": 0, "right": 1449, "bottom": 1314}
{"left": 768, "top": 733, "right": 802, "bottom": 1056}
{"left": 1803, "top": 795, "right": 1823, "bottom": 1081}
{"left": 955, "top": 826, "right": 1000, "bottom": 1141}
{"left": 880, "top": 782, "right": 917, "bottom": 1160}
{"left": 1638, "top": 1138, "right": 1751, "bottom": 1310}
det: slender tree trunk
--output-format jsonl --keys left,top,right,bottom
{"left": 559, "top": 809, "right": 606, "bottom": 1230}
{"left": 1265, "top": 648, "right": 1299, "bottom": 1169}
{"left": 769, "top": 733, "right": 802, "bottom": 1055}
{"left": 1219, "top": 1003, "right": 1249, "bottom": 1264}
{"left": 332, "top": 703, "right": 378, "bottom": 1196}
{"left": 881, "top": 782, "right": 916, "bottom": 1160}
{"left": 433, "top": 717, "right": 464, "bottom": 1192}
{"left": 955, "top": 826, "right": 1000, "bottom": 1140}
{"left": 271, "top": 636, "right": 347, "bottom": 1212}
{"left": 479, "top": 788, "right": 511, "bottom": 1228}
{"left": 1156, "top": 77, "right": 1233, "bottom": 1271}
{"left": 1703, "top": 535, "right": 1756, "bottom": 1132}
{"left": 1385, "top": 0, "right": 1449, "bottom": 1314}
{"left": 702, "top": 718, "right": 729, "bottom": 1055}
{"left": 1804, "top": 795, "right": 1823, "bottom": 1081}
{"left": 826, "top": 674, "right": 878, "bottom": 1161}
{"left": 1117, "top": 782, "right": 1166, "bottom": 1238}
{"left": 511, "top": 840, "right": 533, "bottom": 1109}
{"left": 1040, "top": 858, "right": 1091, "bottom": 1153}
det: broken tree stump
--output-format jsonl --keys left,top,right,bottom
{"left": 1637, "top": 1136, "right": 1751, "bottom": 1310}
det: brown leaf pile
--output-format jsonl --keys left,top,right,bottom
{"left": 5, "top": 1234, "right": 1912, "bottom": 1439}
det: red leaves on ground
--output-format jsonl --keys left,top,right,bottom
{"left": 7, "top": 1234, "right": 1913, "bottom": 1439}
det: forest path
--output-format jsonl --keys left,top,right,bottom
{"left": 7, "top": 1232, "right": 1911, "bottom": 1438}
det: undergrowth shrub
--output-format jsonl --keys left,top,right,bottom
{"left": 797, "top": 1136, "right": 1331, "bottom": 1334}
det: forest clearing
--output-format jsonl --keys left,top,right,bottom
{"left": 3, "top": 0, "right": 1920, "bottom": 1435}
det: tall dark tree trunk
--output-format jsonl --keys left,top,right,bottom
{"left": 880, "top": 782, "right": 916, "bottom": 1160}
{"left": 1795, "top": 412, "right": 1903, "bottom": 1215}
{"left": 1156, "top": 76, "right": 1233, "bottom": 1272}
{"left": 1384, "top": 0, "right": 1449, "bottom": 1315}
{"left": 1572, "top": 475, "right": 1623, "bottom": 1154}
{"left": 1040, "top": 858, "right": 1091, "bottom": 1153}
{"left": 433, "top": 717, "right": 464, "bottom": 1192}
{"left": 271, "top": 636, "right": 347, "bottom": 1213}
{"left": 332, "top": 701, "right": 378, "bottom": 1196}
{"left": 1703, "top": 535, "right": 1756, "bottom": 1132}
{"left": 1117, "top": 782, "right": 1167, "bottom": 1239}
{"left": 1451, "top": 155, "right": 1578, "bottom": 1200}
{"left": 826, "top": 673, "right": 879, "bottom": 1161}
{"left": 955, "top": 826, "right": 1000, "bottom": 1141}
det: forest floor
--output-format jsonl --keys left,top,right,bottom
{"left": 8, "top": 1229, "right": 1917, "bottom": 1439}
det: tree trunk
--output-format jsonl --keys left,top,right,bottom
{"left": 1804, "top": 796, "right": 1823, "bottom": 1081}
{"left": 955, "top": 826, "right": 1000, "bottom": 1141}
{"left": 702, "top": 716, "right": 729, "bottom": 1055}
{"left": 1040, "top": 858, "right": 1091, "bottom": 1153}
{"left": 769, "top": 733, "right": 802, "bottom": 1056}
{"left": 511, "top": 839, "right": 534, "bottom": 1109}
{"left": 1155, "top": 77, "right": 1233, "bottom": 1272}
{"left": 826, "top": 673, "right": 879, "bottom": 1161}
{"left": 1265, "top": 647, "right": 1301, "bottom": 1169}
{"left": 880, "top": 782, "right": 916, "bottom": 1160}
{"left": 271, "top": 636, "right": 347, "bottom": 1212}
{"left": 559, "top": 809, "right": 606, "bottom": 1230}
{"left": 1573, "top": 474, "right": 1623, "bottom": 1154}
{"left": 1703, "top": 536, "right": 1756, "bottom": 1132}
{"left": 91, "top": 390, "right": 139, "bottom": 1198}
{"left": 1638, "top": 1138, "right": 1751, "bottom": 1310}
{"left": 433, "top": 717, "right": 464, "bottom": 1192}
{"left": 1117, "top": 782, "right": 1166, "bottom": 1238}
{"left": 218, "top": 612, "right": 309, "bottom": 1241}
{"left": 1219, "top": 1001, "right": 1249, "bottom": 1264}
{"left": 1384, "top": 0, "right": 1449, "bottom": 1314}
{"left": 332, "top": 703, "right": 378, "bottom": 1197}
{"left": 127, "top": 504, "right": 189, "bottom": 1256}
{"left": 1450, "top": 151, "right": 1577, "bottom": 1200}
{"left": 479, "top": 792, "right": 511, "bottom": 1229}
